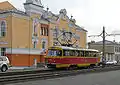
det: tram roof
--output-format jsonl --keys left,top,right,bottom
{"left": 50, "top": 46, "right": 99, "bottom": 52}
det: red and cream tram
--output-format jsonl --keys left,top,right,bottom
{"left": 45, "top": 46, "right": 101, "bottom": 69}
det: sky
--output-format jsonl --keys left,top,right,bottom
{"left": 1, "top": 0, "right": 120, "bottom": 42}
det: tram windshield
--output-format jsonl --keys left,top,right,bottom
{"left": 47, "top": 50, "right": 62, "bottom": 56}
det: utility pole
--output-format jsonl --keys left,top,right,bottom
{"left": 88, "top": 26, "right": 106, "bottom": 62}
{"left": 103, "top": 26, "right": 105, "bottom": 61}
{"left": 88, "top": 26, "right": 120, "bottom": 62}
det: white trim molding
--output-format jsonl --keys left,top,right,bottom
{"left": 6, "top": 48, "right": 43, "bottom": 55}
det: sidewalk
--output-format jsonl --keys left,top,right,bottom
{"left": 8, "top": 66, "right": 47, "bottom": 72}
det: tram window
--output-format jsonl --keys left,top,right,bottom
{"left": 72, "top": 50, "right": 75, "bottom": 56}
{"left": 90, "top": 52, "right": 92, "bottom": 57}
{"left": 69, "top": 50, "right": 73, "bottom": 56}
{"left": 63, "top": 50, "right": 69, "bottom": 56}
{"left": 96, "top": 53, "right": 99, "bottom": 57}
{"left": 48, "top": 50, "right": 62, "bottom": 56}
{"left": 90, "top": 52, "right": 96, "bottom": 57}
{"left": 88, "top": 52, "right": 90, "bottom": 57}
{"left": 67, "top": 50, "right": 74, "bottom": 56}
{"left": 85, "top": 51, "right": 89, "bottom": 57}
{"left": 67, "top": 51, "right": 70, "bottom": 56}
{"left": 93, "top": 53, "right": 97, "bottom": 57}
{"left": 88, "top": 52, "right": 92, "bottom": 57}
{"left": 75, "top": 50, "right": 79, "bottom": 56}
{"left": 72, "top": 51, "right": 74, "bottom": 56}
{"left": 63, "top": 50, "right": 66, "bottom": 56}
{"left": 80, "top": 51, "right": 84, "bottom": 57}
{"left": 89, "top": 52, "right": 92, "bottom": 57}
{"left": 64, "top": 50, "right": 74, "bottom": 56}
{"left": 64, "top": 50, "right": 67, "bottom": 56}
{"left": 77, "top": 51, "right": 80, "bottom": 56}
{"left": 57, "top": 50, "right": 62, "bottom": 56}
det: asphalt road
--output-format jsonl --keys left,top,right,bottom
{"left": 6, "top": 70, "right": 120, "bottom": 85}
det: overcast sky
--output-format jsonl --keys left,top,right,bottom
{"left": 1, "top": 0, "right": 120, "bottom": 42}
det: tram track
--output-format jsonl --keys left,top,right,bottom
{"left": 0, "top": 65, "right": 120, "bottom": 84}
{"left": 0, "top": 69, "right": 53, "bottom": 77}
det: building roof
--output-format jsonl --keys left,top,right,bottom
{"left": 91, "top": 40, "right": 119, "bottom": 45}
{"left": 0, "top": 1, "right": 87, "bottom": 33}
{"left": 0, "top": 1, "right": 16, "bottom": 11}
{"left": 75, "top": 25, "right": 88, "bottom": 32}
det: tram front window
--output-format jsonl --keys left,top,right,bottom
{"left": 47, "top": 50, "right": 62, "bottom": 56}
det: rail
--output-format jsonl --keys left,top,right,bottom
{"left": 0, "top": 65, "right": 120, "bottom": 84}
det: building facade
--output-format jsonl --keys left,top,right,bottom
{"left": 88, "top": 40, "right": 120, "bottom": 63}
{"left": 0, "top": 0, "right": 87, "bottom": 66}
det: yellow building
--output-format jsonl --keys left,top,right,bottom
{"left": 0, "top": 0, "right": 87, "bottom": 66}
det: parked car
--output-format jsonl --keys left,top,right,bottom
{"left": 0, "top": 56, "right": 10, "bottom": 72}
{"left": 106, "top": 60, "right": 117, "bottom": 65}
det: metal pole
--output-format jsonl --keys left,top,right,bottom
{"left": 103, "top": 26, "right": 105, "bottom": 61}
{"left": 29, "top": 16, "right": 30, "bottom": 67}
{"left": 11, "top": 13, "right": 13, "bottom": 66}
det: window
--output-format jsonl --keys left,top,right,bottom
{"left": 46, "top": 28, "right": 48, "bottom": 36}
{"left": 0, "top": 21, "right": 6, "bottom": 37}
{"left": 63, "top": 50, "right": 70, "bottom": 56}
{"left": 0, "top": 58, "right": 3, "bottom": 61}
{"left": 41, "top": 27, "right": 43, "bottom": 35}
{"left": 85, "top": 51, "right": 89, "bottom": 57}
{"left": 80, "top": 51, "right": 84, "bottom": 57}
{"left": 48, "top": 50, "right": 62, "bottom": 56}
{"left": 0, "top": 48, "right": 6, "bottom": 56}
{"left": 44, "top": 28, "right": 46, "bottom": 36}
{"left": 117, "top": 47, "right": 119, "bottom": 52}
{"left": 75, "top": 50, "right": 79, "bottom": 56}
{"left": 33, "top": 41, "right": 37, "bottom": 48}
{"left": 42, "top": 41, "right": 46, "bottom": 49}
{"left": 41, "top": 26, "right": 48, "bottom": 36}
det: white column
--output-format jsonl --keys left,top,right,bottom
{"left": 106, "top": 54, "right": 108, "bottom": 61}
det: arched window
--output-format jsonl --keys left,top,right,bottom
{"left": 0, "top": 21, "right": 6, "bottom": 37}
{"left": 42, "top": 41, "right": 46, "bottom": 49}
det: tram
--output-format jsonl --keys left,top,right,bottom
{"left": 45, "top": 46, "right": 101, "bottom": 69}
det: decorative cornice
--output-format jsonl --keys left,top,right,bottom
{"left": 0, "top": 10, "right": 29, "bottom": 17}
{"left": 24, "top": 3, "right": 44, "bottom": 8}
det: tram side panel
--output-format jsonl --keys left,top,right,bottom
{"left": 46, "top": 57, "right": 100, "bottom": 68}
